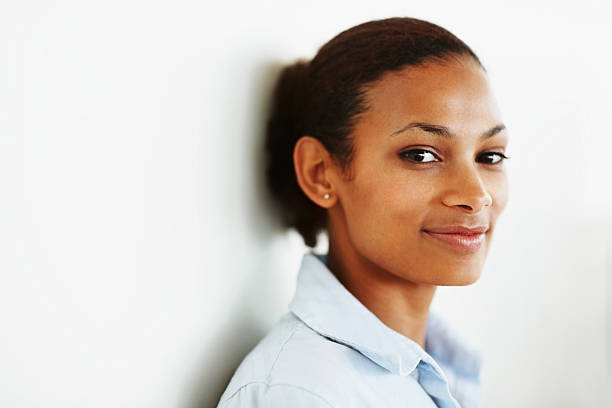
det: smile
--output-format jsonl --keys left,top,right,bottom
{"left": 422, "top": 231, "right": 485, "bottom": 252}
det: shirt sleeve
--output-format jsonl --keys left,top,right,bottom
{"left": 218, "top": 382, "right": 334, "bottom": 408}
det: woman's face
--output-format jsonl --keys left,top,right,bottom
{"left": 330, "top": 57, "right": 509, "bottom": 286}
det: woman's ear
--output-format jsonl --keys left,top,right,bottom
{"left": 293, "top": 136, "right": 338, "bottom": 209}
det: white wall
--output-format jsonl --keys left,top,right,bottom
{"left": 1, "top": 1, "right": 610, "bottom": 407}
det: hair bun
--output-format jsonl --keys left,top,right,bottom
{"left": 265, "top": 60, "right": 325, "bottom": 247}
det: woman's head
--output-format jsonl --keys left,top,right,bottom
{"left": 265, "top": 17, "right": 509, "bottom": 285}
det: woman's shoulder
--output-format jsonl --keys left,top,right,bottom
{"left": 217, "top": 312, "right": 376, "bottom": 407}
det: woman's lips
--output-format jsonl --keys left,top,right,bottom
{"left": 423, "top": 230, "right": 485, "bottom": 251}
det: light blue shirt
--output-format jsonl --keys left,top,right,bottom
{"left": 217, "top": 252, "right": 482, "bottom": 407}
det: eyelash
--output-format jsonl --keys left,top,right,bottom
{"left": 399, "top": 149, "right": 511, "bottom": 165}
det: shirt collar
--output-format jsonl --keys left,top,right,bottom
{"left": 289, "top": 252, "right": 482, "bottom": 381}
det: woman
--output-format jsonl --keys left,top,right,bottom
{"left": 218, "top": 17, "right": 509, "bottom": 408}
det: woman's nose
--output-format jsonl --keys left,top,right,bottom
{"left": 441, "top": 164, "right": 493, "bottom": 213}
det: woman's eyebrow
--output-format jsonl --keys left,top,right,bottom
{"left": 390, "top": 122, "right": 506, "bottom": 140}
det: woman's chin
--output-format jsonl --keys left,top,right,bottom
{"left": 429, "top": 268, "right": 484, "bottom": 287}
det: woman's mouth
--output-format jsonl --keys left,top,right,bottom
{"left": 422, "top": 230, "right": 485, "bottom": 251}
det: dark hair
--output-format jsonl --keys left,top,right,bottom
{"left": 264, "top": 17, "right": 483, "bottom": 248}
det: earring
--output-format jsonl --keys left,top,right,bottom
{"left": 323, "top": 193, "right": 330, "bottom": 199}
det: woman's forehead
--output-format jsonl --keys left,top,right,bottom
{"left": 357, "top": 60, "right": 502, "bottom": 137}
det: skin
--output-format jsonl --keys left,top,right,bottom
{"left": 293, "top": 56, "right": 509, "bottom": 349}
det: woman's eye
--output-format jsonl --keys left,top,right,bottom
{"left": 477, "top": 152, "right": 510, "bottom": 165}
{"left": 399, "top": 149, "right": 511, "bottom": 165}
{"left": 399, "top": 149, "right": 439, "bottom": 163}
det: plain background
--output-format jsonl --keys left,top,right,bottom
{"left": 1, "top": 1, "right": 611, "bottom": 407}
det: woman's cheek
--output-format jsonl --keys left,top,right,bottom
{"left": 491, "top": 173, "right": 509, "bottom": 215}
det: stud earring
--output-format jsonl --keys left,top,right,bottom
{"left": 323, "top": 193, "right": 330, "bottom": 199}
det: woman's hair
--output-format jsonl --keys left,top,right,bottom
{"left": 264, "top": 17, "right": 483, "bottom": 248}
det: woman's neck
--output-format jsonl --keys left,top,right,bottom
{"left": 326, "top": 224, "right": 437, "bottom": 349}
